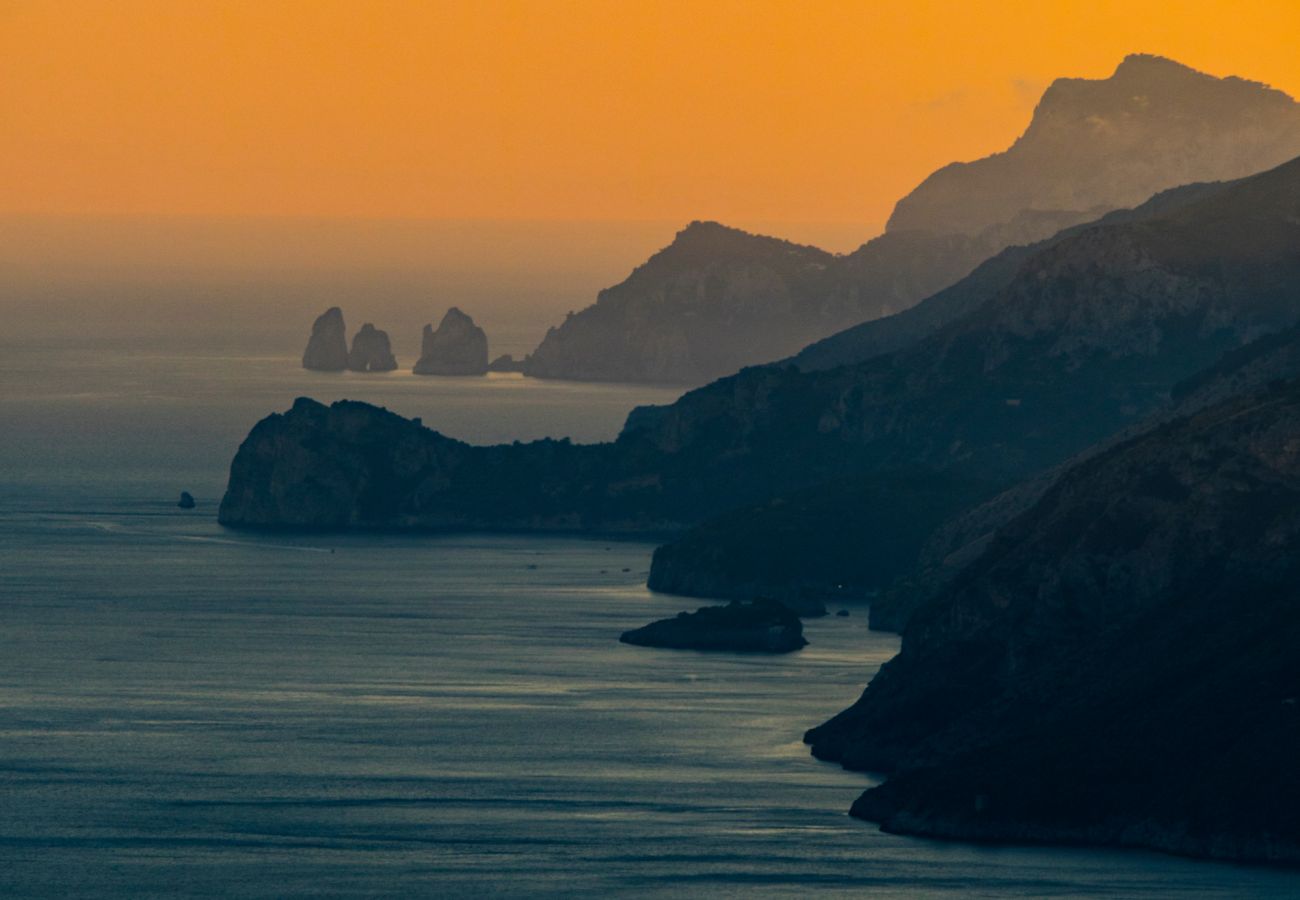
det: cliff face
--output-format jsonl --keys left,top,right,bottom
{"left": 413, "top": 308, "right": 489, "bottom": 376}
{"left": 301, "top": 307, "right": 349, "bottom": 371}
{"left": 522, "top": 57, "right": 1300, "bottom": 385}
{"left": 804, "top": 379, "right": 1300, "bottom": 863}
{"left": 347, "top": 323, "right": 398, "bottom": 372}
{"left": 217, "top": 397, "right": 655, "bottom": 531}
{"left": 888, "top": 54, "right": 1300, "bottom": 237}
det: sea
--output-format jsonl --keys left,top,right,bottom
{"left": 2, "top": 342, "right": 1297, "bottom": 897}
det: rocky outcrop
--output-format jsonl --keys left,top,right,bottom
{"left": 177, "top": 491, "right": 196, "bottom": 509}
{"left": 413, "top": 308, "right": 489, "bottom": 376}
{"left": 805, "top": 378, "right": 1300, "bottom": 863}
{"left": 619, "top": 599, "right": 806, "bottom": 652}
{"left": 487, "top": 353, "right": 526, "bottom": 373}
{"left": 888, "top": 54, "right": 1300, "bottom": 238}
{"left": 522, "top": 56, "right": 1300, "bottom": 385}
{"left": 346, "top": 323, "right": 398, "bottom": 372}
{"left": 301, "top": 307, "right": 349, "bottom": 371}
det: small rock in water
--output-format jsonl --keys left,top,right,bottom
{"left": 619, "top": 598, "right": 807, "bottom": 653}
{"left": 836, "top": 609, "right": 851, "bottom": 617}
{"left": 177, "top": 491, "right": 196, "bottom": 509}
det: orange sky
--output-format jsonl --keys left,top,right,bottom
{"left": 3, "top": 0, "right": 1300, "bottom": 233}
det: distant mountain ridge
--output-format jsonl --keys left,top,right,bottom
{"left": 888, "top": 53, "right": 1300, "bottom": 236}
{"left": 521, "top": 55, "right": 1300, "bottom": 384}
{"left": 523, "top": 222, "right": 836, "bottom": 384}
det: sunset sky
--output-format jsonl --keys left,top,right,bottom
{"left": 3, "top": 0, "right": 1300, "bottom": 233}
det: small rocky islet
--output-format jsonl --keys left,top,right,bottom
{"left": 619, "top": 598, "right": 807, "bottom": 653}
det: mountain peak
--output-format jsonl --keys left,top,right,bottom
{"left": 1113, "top": 52, "right": 1197, "bottom": 76}
{"left": 650, "top": 220, "right": 831, "bottom": 266}
{"left": 887, "top": 56, "right": 1300, "bottom": 238}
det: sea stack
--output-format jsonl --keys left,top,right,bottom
{"left": 347, "top": 323, "right": 399, "bottom": 372}
{"left": 301, "top": 307, "right": 349, "bottom": 371}
{"left": 413, "top": 308, "right": 489, "bottom": 376}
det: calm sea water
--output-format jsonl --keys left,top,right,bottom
{"left": 2, "top": 344, "right": 1297, "bottom": 897}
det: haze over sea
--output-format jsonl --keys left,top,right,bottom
{"left": 3, "top": 334, "right": 1298, "bottom": 896}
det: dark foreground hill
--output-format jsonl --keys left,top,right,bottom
{"left": 804, "top": 378, "right": 1300, "bottom": 863}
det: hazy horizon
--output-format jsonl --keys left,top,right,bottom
{"left": 0, "top": 214, "right": 876, "bottom": 357}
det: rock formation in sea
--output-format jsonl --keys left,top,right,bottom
{"left": 521, "top": 56, "right": 1300, "bottom": 385}
{"left": 412, "top": 308, "right": 489, "bottom": 376}
{"left": 346, "top": 323, "right": 398, "bottom": 372}
{"left": 177, "top": 491, "right": 196, "bottom": 509}
{"left": 301, "top": 307, "right": 349, "bottom": 371}
{"left": 619, "top": 599, "right": 806, "bottom": 653}
{"left": 487, "top": 353, "right": 526, "bottom": 373}
{"left": 804, "top": 376, "right": 1300, "bottom": 863}
{"left": 220, "top": 156, "right": 1300, "bottom": 620}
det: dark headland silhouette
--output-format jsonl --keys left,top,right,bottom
{"left": 222, "top": 56, "right": 1300, "bottom": 862}
{"left": 805, "top": 376, "right": 1300, "bottom": 862}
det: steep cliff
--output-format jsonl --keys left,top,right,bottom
{"left": 805, "top": 378, "right": 1300, "bottom": 863}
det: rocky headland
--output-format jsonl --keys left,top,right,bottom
{"left": 804, "top": 377, "right": 1300, "bottom": 863}
{"left": 619, "top": 599, "right": 806, "bottom": 653}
